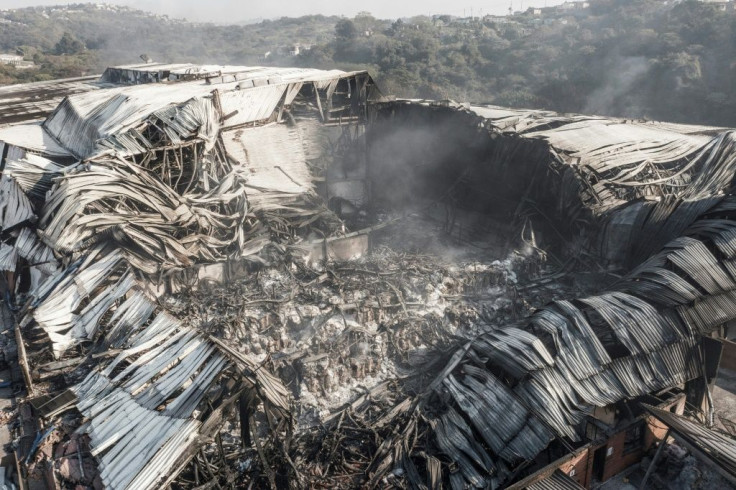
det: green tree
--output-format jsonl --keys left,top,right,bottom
{"left": 54, "top": 32, "right": 84, "bottom": 55}
{"left": 335, "top": 19, "right": 357, "bottom": 42}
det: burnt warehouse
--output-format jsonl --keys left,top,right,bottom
{"left": 0, "top": 62, "right": 735, "bottom": 489}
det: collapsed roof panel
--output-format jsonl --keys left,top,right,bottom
{"left": 43, "top": 82, "right": 228, "bottom": 159}
{"left": 0, "top": 123, "right": 72, "bottom": 159}
{"left": 222, "top": 124, "right": 314, "bottom": 206}
{"left": 467, "top": 103, "right": 736, "bottom": 217}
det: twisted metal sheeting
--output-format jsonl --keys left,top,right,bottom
{"left": 424, "top": 197, "right": 736, "bottom": 488}
{"left": 38, "top": 158, "right": 249, "bottom": 275}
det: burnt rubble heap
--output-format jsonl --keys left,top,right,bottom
{"left": 1, "top": 63, "right": 736, "bottom": 489}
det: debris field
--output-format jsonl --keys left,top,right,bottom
{"left": 1, "top": 62, "right": 736, "bottom": 489}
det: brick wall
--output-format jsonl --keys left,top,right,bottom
{"left": 557, "top": 447, "right": 593, "bottom": 487}
{"left": 599, "top": 396, "right": 684, "bottom": 482}
{"left": 600, "top": 429, "right": 644, "bottom": 480}
{"left": 513, "top": 396, "right": 685, "bottom": 489}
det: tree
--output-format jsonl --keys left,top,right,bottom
{"left": 54, "top": 32, "right": 84, "bottom": 55}
{"left": 335, "top": 19, "right": 357, "bottom": 42}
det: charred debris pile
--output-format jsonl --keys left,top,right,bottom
{"left": 1, "top": 63, "right": 736, "bottom": 489}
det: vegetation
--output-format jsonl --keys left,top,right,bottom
{"left": 2, "top": 1, "right": 736, "bottom": 126}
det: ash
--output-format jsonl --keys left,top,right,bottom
{"left": 166, "top": 215, "right": 573, "bottom": 434}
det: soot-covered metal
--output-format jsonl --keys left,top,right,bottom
{"left": 0, "top": 63, "right": 736, "bottom": 490}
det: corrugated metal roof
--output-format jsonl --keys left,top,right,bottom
{"left": 12, "top": 64, "right": 736, "bottom": 489}
{"left": 43, "top": 65, "right": 369, "bottom": 159}
{"left": 71, "top": 305, "right": 229, "bottom": 490}
{"left": 22, "top": 248, "right": 289, "bottom": 488}
{"left": 101, "top": 63, "right": 352, "bottom": 86}
{"left": 0, "top": 122, "right": 71, "bottom": 158}
{"left": 218, "top": 83, "right": 288, "bottom": 127}
{"left": 0, "top": 173, "right": 35, "bottom": 229}
{"left": 466, "top": 105, "right": 728, "bottom": 218}
{"left": 526, "top": 470, "right": 584, "bottom": 490}
{"left": 469, "top": 104, "right": 726, "bottom": 136}
{"left": 222, "top": 123, "right": 315, "bottom": 207}
{"left": 43, "top": 80, "right": 226, "bottom": 158}
{"left": 0, "top": 75, "right": 101, "bottom": 125}
{"left": 0, "top": 242, "right": 17, "bottom": 272}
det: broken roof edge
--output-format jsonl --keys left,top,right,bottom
{"left": 643, "top": 403, "right": 736, "bottom": 485}
{"left": 40, "top": 67, "right": 380, "bottom": 160}
{"left": 377, "top": 98, "right": 729, "bottom": 140}
{"left": 383, "top": 99, "right": 728, "bottom": 135}
{"left": 368, "top": 99, "right": 736, "bottom": 268}
{"left": 99, "top": 62, "right": 378, "bottom": 87}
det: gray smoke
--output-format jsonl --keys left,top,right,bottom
{"left": 583, "top": 56, "right": 649, "bottom": 118}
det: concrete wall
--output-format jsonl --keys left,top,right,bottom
{"left": 720, "top": 338, "right": 736, "bottom": 371}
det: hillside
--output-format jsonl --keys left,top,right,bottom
{"left": 1, "top": 1, "right": 736, "bottom": 126}
{"left": 0, "top": 4, "right": 342, "bottom": 81}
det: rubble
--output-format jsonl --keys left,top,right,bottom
{"left": 1, "top": 62, "right": 736, "bottom": 489}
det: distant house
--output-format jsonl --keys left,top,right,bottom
{"left": 432, "top": 16, "right": 447, "bottom": 27}
{"left": 484, "top": 15, "right": 513, "bottom": 24}
{"left": 0, "top": 53, "right": 34, "bottom": 69}
{"left": 700, "top": 0, "right": 733, "bottom": 8}
{"left": 275, "top": 44, "right": 302, "bottom": 57}
{"left": 558, "top": 0, "right": 589, "bottom": 10}
{"left": 0, "top": 53, "right": 23, "bottom": 65}
{"left": 276, "top": 43, "right": 311, "bottom": 57}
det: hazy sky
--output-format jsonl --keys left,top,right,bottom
{"left": 0, "top": 0, "right": 567, "bottom": 22}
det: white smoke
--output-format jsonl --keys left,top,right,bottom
{"left": 583, "top": 55, "right": 649, "bottom": 117}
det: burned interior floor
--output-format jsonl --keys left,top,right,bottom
{"left": 169, "top": 223, "right": 575, "bottom": 413}
{"left": 2, "top": 63, "right": 736, "bottom": 490}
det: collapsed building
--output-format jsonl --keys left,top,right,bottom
{"left": 0, "top": 62, "right": 736, "bottom": 489}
